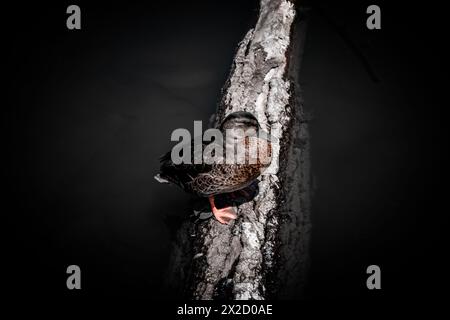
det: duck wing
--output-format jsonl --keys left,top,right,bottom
{"left": 157, "top": 132, "right": 272, "bottom": 197}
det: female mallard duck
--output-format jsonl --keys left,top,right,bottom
{"left": 155, "top": 111, "right": 272, "bottom": 224}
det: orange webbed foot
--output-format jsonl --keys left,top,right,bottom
{"left": 208, "top": 196, "right": 237, "bottom": 224}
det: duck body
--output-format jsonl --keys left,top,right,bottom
{"left": 156, "top": 111, "right": 272, "bottom": 224}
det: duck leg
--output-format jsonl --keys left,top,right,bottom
{"left": 208, "top": 196, "right": 237, "bottom": 224}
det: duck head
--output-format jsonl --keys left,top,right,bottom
{"left": 220, "top": 111, "right": 273, "bottom": 142}
{"left": 220, "top": 111, "right": 259, "bottom": 131}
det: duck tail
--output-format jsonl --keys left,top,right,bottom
{"left": 154, "top": 151, "right": 173, "bottom": 184}
{"left": 154, "top": 173, "right": 169, "bottom": 184}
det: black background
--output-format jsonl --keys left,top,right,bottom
{"left": 3, "top": 0, "right": 446, "bottom": 305}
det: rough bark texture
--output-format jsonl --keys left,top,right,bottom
{"left": 165, "top": 0, "right": 311, "bottom": 300}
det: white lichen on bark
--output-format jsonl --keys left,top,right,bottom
{"left": 192, "top": 0, "right": 298, "bottom": 300}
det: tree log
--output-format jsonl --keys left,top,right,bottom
{"left": 165, "top": 0, "right": 311, "bottom": 300}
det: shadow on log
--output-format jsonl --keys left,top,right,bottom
{"left": 164, "top": 0, "right": 312, "bottom": 300}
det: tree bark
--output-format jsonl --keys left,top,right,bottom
{"left": 165, "top": 0, "right": 311, "bottom": 300}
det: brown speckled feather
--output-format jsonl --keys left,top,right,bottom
{"left": 189, "top": 137, "right": 272, "bottom": 196}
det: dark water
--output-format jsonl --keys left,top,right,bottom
{"left": 4, "top": 1, "right": 443, "bottom": 301}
